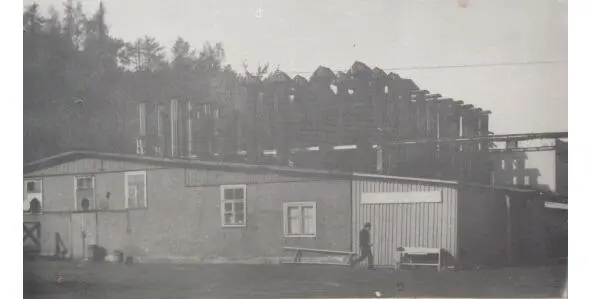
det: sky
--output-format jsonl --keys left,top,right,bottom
{"left": 25, "top": 0, "right": 568, "bottom": 135}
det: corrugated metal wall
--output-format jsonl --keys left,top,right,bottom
{"left": 352, "top": 179, "right": 458, "bottom": 266}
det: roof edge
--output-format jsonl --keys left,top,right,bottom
{"left": 351, "top": 172, "right": 458, "bottom": 185}
{"left": 25, "top": 151, "right": 464, "bottom": 185}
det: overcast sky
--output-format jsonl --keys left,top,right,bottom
{"left": 25, "top": 0, "right": 568, "bottom": 135}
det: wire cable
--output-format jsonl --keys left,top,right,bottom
{"left": 281, "top": 59, "right": 567, "bottom": 75}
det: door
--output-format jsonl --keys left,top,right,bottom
{"left": 71, "top": 212, "right": 97, "bottom": 259}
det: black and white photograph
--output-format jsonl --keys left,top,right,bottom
{"left": 14, "top": 0, "right": 576, "bottom": 298}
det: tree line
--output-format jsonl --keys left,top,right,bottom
{"left": 24, "top": 1, "right": 268, "bottom": 163}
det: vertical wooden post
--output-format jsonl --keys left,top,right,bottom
{"left": 187, "top": 100, "right": 193, "bottom": 157}
{"left": 156, "top": 104, "right": 165, "bottom": 157}
{"left": 236, "top": 109, "right": 242, "bottom": 155}
{"left": 436, "top": 103, "right": 441, "bottom": 163}
{"left": 95, "top": 210, "right": 99, "bottom": 246}
{"left": 178, "top": 99, "right": 185, "bottom": 157}
{"left": 376, "top": 145, "right": 383, "bottom": 173}
{"left": 68, "top": 212, "right": 73, "bottom": 259}
{"left": 137, "top": 102, "right": 147, "bottom": 156}
{"left": 245, "top": 78, "right": 261, "bottom": 164}
{"left": 372, "top": 68, "right": 387, "bottom": 174}
{"left": 138, "top": 102, "right": 146, "bottom": 137}
{"left": 170, "top": 99, "right": 178, "bottom": 157}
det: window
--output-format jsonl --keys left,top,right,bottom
{"left": 125, "top": 171, "right": 147, "bottom": 209}
{"left": 524, "top": 176, "right": 530, "bottom": 186}
{"left": 221, "top": 185, "right": 246, "bottom": 227}
{"left": 512, "top": 159, "right": 518, "bottom": 170}
{"left": 75, "top": 176, "right": 95, "bottom": 211}
{"left": 283, "top": 202, "right": 317, "bottom": 237}
{"left": 24, "top": 179, "right": 42, "bottom": 214}
{"left": 214, "top": 107, "right": 220, "bottom": 119}
{"left": 512, "top": 176, "right": 518, "bottom": 185}
{"left": 501, "top": 159, "right": 506, "bottom": 170}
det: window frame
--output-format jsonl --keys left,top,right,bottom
{"left": 74, "top": 175, "right": 96, "bottom": 211}
{"left": 24, "top": 178, "right": 43, "bottom": 214}
{"left": 124, "top": 171, "right": 148, "bottom": 210}
{"left": 220, "top": 184, "right": 247, "bottom": 228}
{"left": 283, "top": 202, "right": 317, "bottom": 238}
{"left": 512, "top": 159, "right": 518, "bottom": 170}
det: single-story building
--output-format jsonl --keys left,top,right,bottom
{"left": 23, "top": 151, "right": 566, "bottom": 267}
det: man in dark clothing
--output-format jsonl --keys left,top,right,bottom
{"left": 350, "top": 222, "right": 374, "bottom": 269}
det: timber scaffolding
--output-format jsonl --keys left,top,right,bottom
{"left": 133, "top": 61, "right": 566, "bottom": 183}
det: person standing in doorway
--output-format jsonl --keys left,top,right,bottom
{"left": 350, "top": 222, "right": 375, "bottom": 270}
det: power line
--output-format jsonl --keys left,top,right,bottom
{"left": 281, "top": 59, "right": 567, "bottom": 75}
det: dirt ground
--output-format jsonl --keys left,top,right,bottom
{"left": 24, "top": 260, "right": 567, "bottom": 298}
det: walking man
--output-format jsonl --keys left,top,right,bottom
{"left": 350, "top": 222, "right": 375, "bottom": 270}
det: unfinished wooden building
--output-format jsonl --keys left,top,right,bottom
{"left": 133, "top": 61, "right": 493, "bottom": 183}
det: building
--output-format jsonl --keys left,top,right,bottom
{"left": 492, "top": 138, "right": 568, "bottom": 196}
{"left": 134, "top": 62, "right": 492, "bottom": 183}
{"left": 23, "top": 151, "right": 565, "bottom": 267}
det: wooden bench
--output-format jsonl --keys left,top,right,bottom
{"left": 283, "top": 247, "right": 356, "bottom": 265}
{"left": 397, "top": 247, "right": 442, "bottom": 272}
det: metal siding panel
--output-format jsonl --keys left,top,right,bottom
{"left": 420, "top": 201, "right": 427, "bottom": 247}
{"left": 450, "top": 187, "right": 458, "bottom": 257}
{"left": 404, "top": 183, "right": 411, "bottom": 247}
{"left": 417, "top": 186, "right": 424, "bottom": 247}
{"left": 442, "top": 185, "right": 450, "bottom": 257}
{"left": 356, "top": 181, "right": 361, "bottom": 251}
{"left": 410, "top": 184, "right": 417, "bottom": 246}
{"left": 351, "top": 179, "right": 458, "bottom": 266}
{"left": 428, "top": 192, "right": 435, "bottom": 248}
{"left": 426, "top": 185, "right": 435, "bottom": 248}
{"left": 382, "top": 202, "right": 389, "bottom": 265}
{"left": 352, "top": 181, "right": 357, "bottom": 251}
{"left": 434, "top": 185, "right": 441, "bottom": 250}
{"left": 386, "top": 202, "right": 392, "bottom": 265}
{"left": 422, "top": 184, "right": 429, "bottom": 248}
